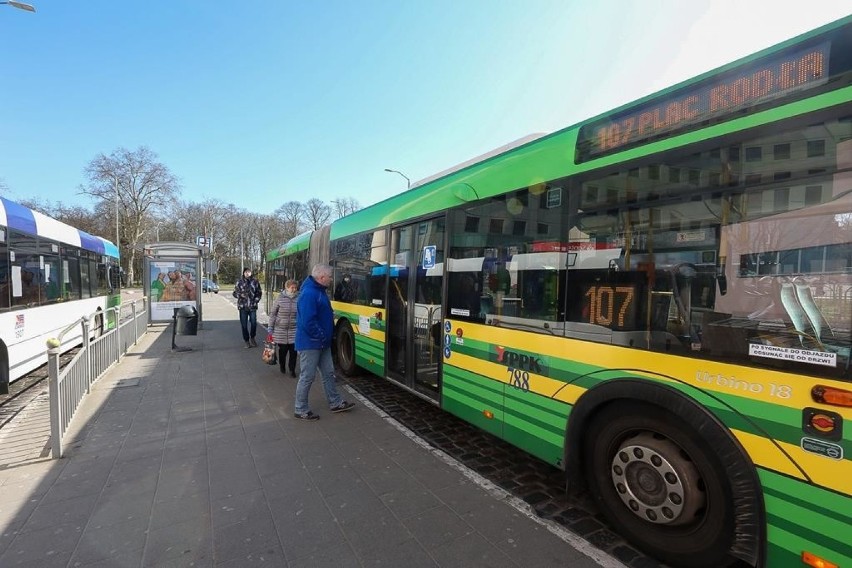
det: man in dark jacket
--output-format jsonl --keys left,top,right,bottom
{"left": 233, "top": 267, "right": 262, "bottom": 348}
{"left": 293, "top": 263, "right": 354, "bottom": 420}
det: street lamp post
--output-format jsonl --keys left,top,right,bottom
{"left": 384, "top": 168, "right": 411, "bottom": 189}
{"left": 155, "top": 221, "right": 163, "bottom": 242}
{"left": 0, "top": 1, "right": 36, "bottom": 11}
{"left": 113, "top": 177, "right": 120, "bottom": 251}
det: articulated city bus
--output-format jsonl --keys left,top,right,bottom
{"left": 267, "top": 16, "right": 852, "bottom": 568}
{"left": 0, "top": 197, "right": 121, "bottom": 393}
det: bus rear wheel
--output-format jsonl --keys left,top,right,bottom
{"left": 583, "top": 401, "right": 735, "bottom": 568}
{"left": 335, "top": 321, "right": 358, "bottom": 377}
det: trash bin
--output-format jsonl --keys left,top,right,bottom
{"left": 175, "top": 305, "right": 198, "bottom": 335}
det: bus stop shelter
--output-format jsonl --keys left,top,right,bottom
{"left": 143, "top": 242, "right": 203, "bottom": 325}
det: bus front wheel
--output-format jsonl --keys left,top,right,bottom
{"left": 583, "top": 401, "right": 736, "bottom": 568}
{"left": 335, "top": 321, "right": 358, "bottom": 377}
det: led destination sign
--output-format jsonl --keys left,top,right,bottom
{"left": 577, "top": 42, "right": 831, "bottom": 161}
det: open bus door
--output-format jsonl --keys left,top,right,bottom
{"left": 386, "top": 217, "right": 445, "bottom": 402}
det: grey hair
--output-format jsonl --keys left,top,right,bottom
{"left": 284, "top": 279, "right": 298, "bottom": 289}
{"left": 311, "top": 263, "right": 333, "bottom": 279}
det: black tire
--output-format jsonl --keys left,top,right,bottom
{"left": 0, "top": 345, "right": 9, "bottom": 396}
{"left": 583, "top": 401, "right": 735, "bottom": 568}
{"left": 335, "top": 321, "right": 358, "bottom": 377}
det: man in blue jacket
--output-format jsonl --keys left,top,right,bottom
{"left": 293, "top": 263, "right": 354, "bottom": 420}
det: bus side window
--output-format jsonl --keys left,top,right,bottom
{"left": 447, "top": 271, "right": 483, "bottom": 322}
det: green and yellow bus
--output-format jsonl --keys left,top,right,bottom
{"left": 267, "top": 16, "right": 852, "bottom": 568}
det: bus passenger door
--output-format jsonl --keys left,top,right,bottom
{"left": 387, "top": 217, "right": 445, "bottom": 402}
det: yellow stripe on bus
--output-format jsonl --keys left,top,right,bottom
{"left": 454, "top": 321, "right": 852, "bottom": 419}
{"left": 736, "top": 430, "right": 852, "bottom": 493}
{"left": 732, "top": 430, "right": 808, "bottom": 481}
{"left": 333, "top": 303, "right": 386, "bottom": 343}
{"left": 445, "top": 352, "right": 586, "bottom": 404}
{"left": 448, "top": 351, "right": 852, "bottom": 493}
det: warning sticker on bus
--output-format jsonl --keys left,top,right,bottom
{"left": 749, "top": 344, "right": 836, "bottom": 367}
{"left": 359, "top": 316, "right": 371, "bottom": 336}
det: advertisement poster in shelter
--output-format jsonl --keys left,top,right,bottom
{"left": 149, "top": 261, "right": 197, "bottom": 321}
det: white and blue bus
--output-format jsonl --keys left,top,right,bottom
{"left": 0, "top": 197, "right": 121, "bottom": 393}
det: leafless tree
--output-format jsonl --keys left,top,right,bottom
{"left": 21, "top": 197, "right": 107, "bottom": 237}
{"left": 273, "top": 201, "right": 304, "bottom": 236}
{"left": 331, "top": 197, "right": 361, "bottom": 219}
{"left": 18, "top": 197, "right": 58, "bottom": 218}
{"left": 254, "top": 212, "right": 288, "bottom": 275}
{"left": 169, "top": 198, "right": 228, "bottom": 246}
{"left": 303, "top": 198, "right": 331, "bottom": 230}
{"left": 215, "top": 206, "right": 258, "bottom": 278}
{"left": 80, "top": 146, "right": 180, "bottom": 284}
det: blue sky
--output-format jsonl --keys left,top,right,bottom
{"left": 1, "top": 1, "right": 850, "bottom": 216}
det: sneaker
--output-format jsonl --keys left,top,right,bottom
{"left": 244, "top": 341, "right": 251, "bottom": 348}
{"left": 330, "top": 401, "right": 355, "bottom": 413}
{"left": 249, "top": 337, "right": 258, "bottom": 347}
{"left": 294, "top": 411, "right": 319, "bottom": 421}
{"left": 289, "top": 371, "right": 297, "bottom": 378}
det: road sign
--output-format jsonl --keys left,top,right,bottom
{"left": 196, "top": 235, "right": 210, "bottom": 248}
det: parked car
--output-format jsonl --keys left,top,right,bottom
{"left": 202, "top": 278, "right": 219, "bottom": 293}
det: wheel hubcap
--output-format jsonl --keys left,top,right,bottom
{"left": 610, "top": 433, "right": 703, "bottom": 525}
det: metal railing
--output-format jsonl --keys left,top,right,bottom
{"left": 46, "top": 297, "right": 149, "bottom": 458}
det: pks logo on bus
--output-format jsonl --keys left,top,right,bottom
{"left": 494, "top": 346, "right": 548, "bottom": 376}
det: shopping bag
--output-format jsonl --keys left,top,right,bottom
{"left": 262, "top": 342, "right": 277, "bottom": 365}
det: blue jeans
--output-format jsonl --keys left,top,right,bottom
{"left": 295, "top": 348, "right": 343, "bottom": 414}
{"left": 239, "top": 308, "right": 257, "bottom": 341}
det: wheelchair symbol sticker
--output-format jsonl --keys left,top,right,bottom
{"left": 423, "top": 245, "right": 436, "bottom": 269}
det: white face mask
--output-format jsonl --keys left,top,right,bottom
{"left": 285, "top": 289, "right": 296, "bottom": 298}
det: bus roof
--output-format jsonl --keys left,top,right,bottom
{"left": 266, "top": 229, "right": 313, "bottom": 262}
{"left": 0, "top": 196, "right": 119, "bottom": 258}
{"left": 328, "top": 13, "right": 852, "bottom": 242}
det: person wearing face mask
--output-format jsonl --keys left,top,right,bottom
{"left": 333, "top": 273, "right": 356, "bottom": 303}
{"left": 233, "top": 267, "right": 263, "bottom": 348}
{"left": 268, "top": 279, "right": 299, "bottom": 376}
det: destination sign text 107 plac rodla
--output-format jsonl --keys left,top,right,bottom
{"left": 577, "top": 42, "right": 831, "bottom": 161}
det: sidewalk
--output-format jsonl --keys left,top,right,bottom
{"left": 0, "top": 293, "right": 626, "bottom": 567}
